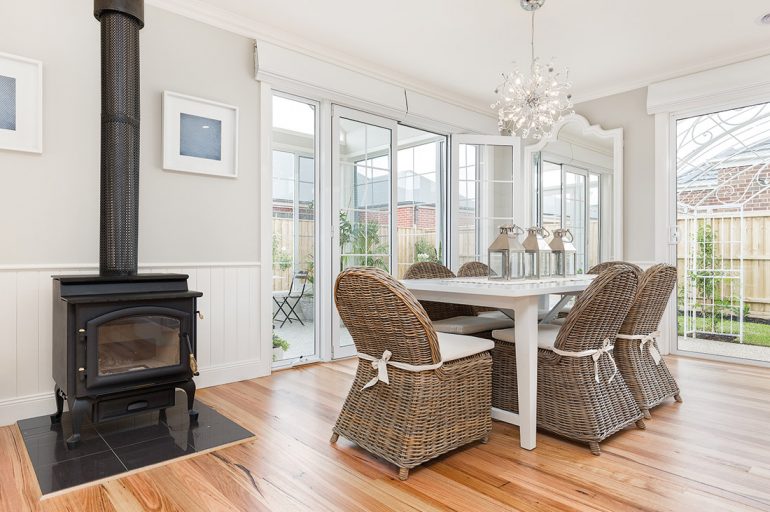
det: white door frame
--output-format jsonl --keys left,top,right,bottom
{"left": 331, "top": 105, "right": 399, "bottom": 359}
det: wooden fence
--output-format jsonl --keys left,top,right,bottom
{"left": 273, "top": 217, "right": 606, "bottom": 289}
{"left": 676, "top": 214, "right": 770, "bottom": 316}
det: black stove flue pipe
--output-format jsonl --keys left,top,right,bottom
{"left": 94, "top": 0, "right": 144, "bottom": 276}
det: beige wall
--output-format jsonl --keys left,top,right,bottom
{"left": 576, "top": 88, "right": 654, "bottom": 262}
{"left": 0, "top": 1, "right": 260, "bottom": 265}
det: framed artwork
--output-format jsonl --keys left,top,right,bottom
{"left": 0, "top": 52, "right": 42, "bottom": 153}
{"left": 162, "top": 91, "right": 239, "bottom": 178}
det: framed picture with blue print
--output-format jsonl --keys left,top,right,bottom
{"left": 0, "top": 52, "right": 42, "bottom": 154}
{"left": 162, "top": 91, "right": 238, "bottom": 178}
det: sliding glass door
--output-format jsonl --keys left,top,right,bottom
{"left": 331, "top": 106, "right": 398, "bottom": 359}
{"left": 673, "top": 101, "right": 770, "bottom": 363}
{"left": 272, "top": 97, "right": 449, "bottom": 361}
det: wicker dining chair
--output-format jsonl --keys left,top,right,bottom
{"left": 404, "top": 262, "right": 475, "bottom": 320}
{"left": 331, "top": 267, "right": 493, "bottom": 480}
{"left": 490, "top": 265, "right": 644, "bottom": 455}
{"left": 457, "top": 261, "right": 497, "bottom": 314}
{"left": 615, "top": 264, "right": 681, "bottom": 419}
{"left": 546, "top": 261, "right": 644, "bottom": 325}
{"left": 405, "top": 262, "right": 514, "bottom": 336}
{"left": 457, "top": 261, "right": 494, "bottom": 278}
{"left": 588, "top": 261, "right": 643, "bottom": 277}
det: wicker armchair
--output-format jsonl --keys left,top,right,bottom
{"left": 457, "top": 261, "right": 497, "bottom": 314}
{"left": 331, "top": 267, "right": 493, "bottom": 480}
{"left": 404, "top": 262, "right": 475, "bottom": 320}
{"left": 404, "top": 262, "right": 513, "bottom": 336}
{"left": 588, "top": 261, "right": 643, "bottom": 277}
{"left": 615, "top": 264, "right": 681, "bottom": 419}
{"left": 457, "top": 261, "right": 494, "bottom": 278}
{"left": 491, "top": 265, "right": 644, "bottom": 455}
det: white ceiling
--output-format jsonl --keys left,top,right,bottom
{"left": 169, "top": 0, "right": 770, "bottom": 110}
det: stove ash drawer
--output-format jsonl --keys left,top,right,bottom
{"left": 95, "top": 388, "right": 175, "bottom": 422}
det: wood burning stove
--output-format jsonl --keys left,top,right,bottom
{"left": 51, "top": 0, "right": 203, "bottom": 448}
{"left": 51, "top": 275, "right": 201, "bottom": 447}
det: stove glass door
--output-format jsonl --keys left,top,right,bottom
{"left": 97, "top": 315, "right": 181, "bottom": 376}
{"left": 85, "top": 306, "right": 191, "bottom": 391}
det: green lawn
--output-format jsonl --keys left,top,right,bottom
{"left": 677, "top": 315, "right": 770, "bottom": 347}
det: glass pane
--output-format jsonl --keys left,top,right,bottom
{"left": 396, "top": 127, "right": 446, "bottom": 278}
{"left": 541, "top": 161, "right": 562, "bottom": 235}
{"left": 588, "top": 174, "right": 600, "bottom": 270}
{"left": 97, "top": 316, "right": 180, "bottom": 376}
{"left": 338, "top": 117, "right": 392, "bottom": 347}
{"left": 676, "top": 101, "right": 770, "bottom": 361}
{"left": 457, "top": 144, "right": 515, "bottom": 266}
{"left": 565, "top": 171, "right": 587, "bottom": 273}
{"left": 273, "top": 151, "right": 294, "bottom": 180}
{"left": 272, "top": 95, "right": 317, "bottom": 363}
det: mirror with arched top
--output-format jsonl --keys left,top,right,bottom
{"left": 523, "top": 114, "right": 623, "bottom": 271}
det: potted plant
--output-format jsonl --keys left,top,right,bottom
{"left": 272, "top": 332, "right": 290, "bottom": 362}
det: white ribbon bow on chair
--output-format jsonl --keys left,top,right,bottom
{"left": 616, "top": 331, "right": 662, "bottom": 365}
{"left": 362, "top": 350, "right": 392, "bottom": 389}
{"left": 553, "top": 338, "right": 618, "bottom": 384}
{"left": 357, "top": 350, "right": 444, "bottom": 390}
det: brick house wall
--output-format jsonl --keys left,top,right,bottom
{"left": 679, "top": 165, "right": 770, "bottom": 211}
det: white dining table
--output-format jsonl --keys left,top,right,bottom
{"left": 401, "top": 275, "right": 595, "bottom": 450}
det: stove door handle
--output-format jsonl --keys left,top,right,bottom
{"left": 184, "top": 333, "right": 200, "bottom": 376}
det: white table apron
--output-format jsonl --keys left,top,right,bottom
{"left": 401, "top": 276, "right": 594, "bottom": 450}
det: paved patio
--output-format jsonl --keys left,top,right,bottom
{"left": 678, "top": 336, "right": 770, "bottom": 363}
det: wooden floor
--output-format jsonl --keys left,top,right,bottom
{"left": 2, "top": 355, "right": 770, "bottom": 511}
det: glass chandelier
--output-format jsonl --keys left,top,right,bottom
{"left": 492, "top": 0, "right": 573, "bottom": 140}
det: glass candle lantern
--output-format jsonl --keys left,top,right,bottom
{"left": 522, "top": 226, "right": 552, "bottom": 279}
{"left": 550, "top": 228, "right": 577, "bottom": 277}
{"left": 487, "top": 226, "right": 511, "bottom": 280}
{"left": 508, "top": 224, "right": 526, "bottom": 279}
{"left": 487, "top": 225, "right": 526, "bottom": 280}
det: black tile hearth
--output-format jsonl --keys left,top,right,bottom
{"left": 18, "top": 390, "right": 254, "bottom": 495}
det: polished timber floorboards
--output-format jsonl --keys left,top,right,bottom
{"left": 2, "top": 356, "right": 770, "bottom": 511}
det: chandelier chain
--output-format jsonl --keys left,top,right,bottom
{"left": 530, "top": 11, "right": 535, "bottom": 70}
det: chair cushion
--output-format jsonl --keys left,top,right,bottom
{"left": 437, "top": 332, "right": 494, "bottom": 362}
{"left": 491, "top": 324, "right": 562, "bottom": 351}
{"left": 433, "top": 314, "right": 514, "bottom": 335}
{"left": 478, "top": 310, "right": 515, "bottom": 323}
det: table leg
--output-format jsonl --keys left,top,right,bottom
{"left": 539, "top": 294, "right": 574, "bottom": 324}
{"left": 514, "top": 296, "right": 539, "bottom": 450}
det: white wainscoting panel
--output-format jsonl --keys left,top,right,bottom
{"left": 0, "top": 263, "right": 266, "bottom": 426}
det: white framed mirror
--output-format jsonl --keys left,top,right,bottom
{"left": 523, "top": 114, "right": 623, "bottom": 271}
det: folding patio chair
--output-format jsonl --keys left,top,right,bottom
{"left": 273, "top": 271, "right": 309, "bottom": 328}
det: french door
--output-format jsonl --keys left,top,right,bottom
{"left": 331, "top": 106, "right": 398, "bottom": 359}
{"left": 449, "top": 135, "right": 522, "bottom": 270}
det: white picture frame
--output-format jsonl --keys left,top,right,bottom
{"left": 162, "top": 91, "right": 239, "bottom": 178}
{"left": 0, "top": 52, "right": 42, "bottom": 154}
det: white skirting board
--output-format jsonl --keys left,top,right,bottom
{"left": 0, "top": 263, "right": 269, "bottom": 426}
